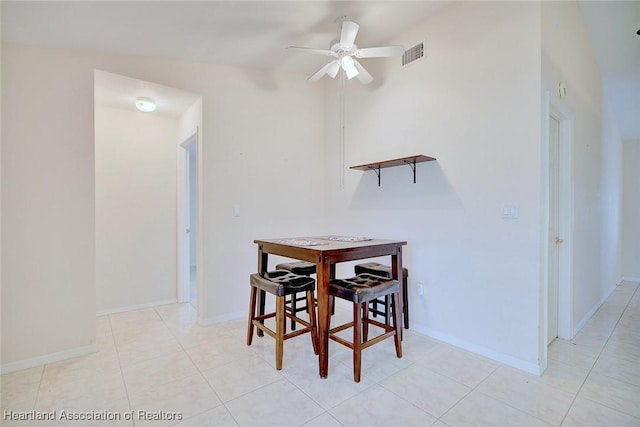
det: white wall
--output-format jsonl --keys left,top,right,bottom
{"left": 0, "top": 6, "right": 3, "bottom": 367}
{"left": 542, "top": 1, "right": 615, "bottom": 333}
{"left": 622, "top": 140, "right": 640, "bottom": 279}
{"left": 198, "top": 66, "right": 326, "bottom": 324}
{"left": 324, "top": 1, "right": 543, "bottom": 372}
{"left": 2, "top": 44, "right": 96, "bottom": 368}
{"left": 1, "top": 42, "right": 325, "bottom": 368}
{"left": 95, "top": 106, "right": 179, "bottom": 313}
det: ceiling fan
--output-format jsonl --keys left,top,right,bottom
{"left": 287, "top": 19, "right": 405, "bottom": 84}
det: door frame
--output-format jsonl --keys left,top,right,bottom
{"left": 547, "top": 113, "right": 561, "bottom": 346}
{"left": 541, "top": 91, "right": 574, "bottom": 367}
{"left": 177, "top": 130, "right": 198, "bottom": 304}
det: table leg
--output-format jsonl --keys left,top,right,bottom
{"left": 392, "top": 247, "right": 404, "bottom": 338}
{"left": 316, "top": 257, "right": 331, "bottom": 378}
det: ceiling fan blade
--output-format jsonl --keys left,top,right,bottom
{"left": 353, "top": 59, "right": 373, "bottom": 84}
{"left": 308, "top": 60, "right": 340, "bottom": 82}
{"left": 355, "top": 46, "right": 405, "bottom": 58}
{"left": 340, "top": 21, "right": 360, "bottom": 50}
{"left": 327, "top": 61, "right": 341, "bottom": 79}
{"left": 287, "top": 46, "right": 336, "bottom": 57}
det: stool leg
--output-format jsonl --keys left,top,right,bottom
{"left": 384, "top": 295, "right": 391, "bottom": 326}
{"left": 247, "top": 285, "right": 257, "bottom": 346}
{"left": 306, "top": 290, "right": 319, "bottom": 355}
{"left": 392, "top": 292, "right": 403, "bottom": 358}
{"left": 403, "top": 274, "right": 409, "bottom": 329}
{"left": 275, "top": 296, "right": 285, "bottom": 370}
{"left": 290, "top": 293, "right": 297, "bottom": 331}
{"left": 353, "top": 302, "right": 362, "bottom": 383}
{"left": 362, "top": 302, "right": 369, "bottom": 342}
{"left": 257, "top": 289, "right": 266, "bottom": 337}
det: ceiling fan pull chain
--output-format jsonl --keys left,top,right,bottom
{"left": 340, "top": 71, "right": 345, "bottom": 189}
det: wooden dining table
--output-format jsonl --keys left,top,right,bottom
{"left": 253, "top": 236, "right": 407, "bottom": 378}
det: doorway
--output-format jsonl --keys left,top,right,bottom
{"left": 548, "top": 115, "right": 560, "bottom": 344}
{"left": 546, "top": 96, "right": 574, "bottom": 346}
{"left": 178, "top": 131, "right": 198, "bottom": 307}
{"left": 95, "top": 70, "right": 201, "bottom": 315}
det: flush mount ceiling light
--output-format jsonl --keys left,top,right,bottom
{"left": 135, "top": 97, "right": 156, "bottom": 113}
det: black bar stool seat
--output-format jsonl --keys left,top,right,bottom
{"left": 275, "top": 261, "right": 335, "bottom": 330}
{"left": 354, "top": 262, "right": 410, "bottom": 329}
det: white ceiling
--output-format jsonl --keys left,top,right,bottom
{"left": 2, "top": 1, "right": 638, "bottom": 139}
{"left": 1, "top": 1, "right": 449, "bottom": 73}
{"left": 578, "top": 1, "right": 640, "bottom": 141}
{"left": 95, "top": 70, "right": 200, "bottom": 119}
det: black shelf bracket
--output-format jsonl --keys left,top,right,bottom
{"left": 403, "top": 158, "right": 417, "bottom": 183}
{"left": 349, "top": 155, "right": 436, "bottom": 186}
{"left": 367, "top": 165, "right": 381, "bottom": 186}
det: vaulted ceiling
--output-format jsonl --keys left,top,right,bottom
{"left": 578, "top": 1, "right": 640, "bottom": 141}
{"left": 2, "top": 1, "right": 638, "bottom": 140}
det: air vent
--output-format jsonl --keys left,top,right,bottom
{"left": 402, "top": 42, "right": 424, "bottom": 66}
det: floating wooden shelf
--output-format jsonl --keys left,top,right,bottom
{"left": 350, "top": 155, "right": 436, "bottom": 186}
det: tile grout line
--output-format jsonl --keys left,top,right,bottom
{"left": 435, "top": 363, "right": 529, "bottom": 426}
{"left": 152, "top": 305, "right": 239, "bottom": 427}
{"left": 27, "top": 364, "right": 46, "bottom": 427}
{"left": 556, "top": 282, "right": 640, "bottom": 426}
{"left": 107, "top": 313, "right": 136, "bottom": 426}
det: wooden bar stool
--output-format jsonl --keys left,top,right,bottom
{"left": 329, "top": 273, "right": 402, "bottom": 382}
{"left": 354, "top": 262, "right": 410, "bottom": 329}
{"left": 275, "top": 261, "right": 335, "bottom": 330}
{"left": 247, "top": 270, "right": 319, "bottom": 370}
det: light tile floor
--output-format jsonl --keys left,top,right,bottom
{"left": 2, "top": 281, "right": 638, "bottom": 426}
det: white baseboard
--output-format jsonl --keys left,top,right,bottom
{"left": 96, "top": 298, "right": 178, "bottom": 317}
{"left": 573, "top": 283, "right": 617, "bottom": 336}
{"left": 621, "top": 276, "right": 640, "bottom": 284}
{"left": 199, "top": 310, "right": 245, "bottom": 326}
{"left": 409, "top": 323, "right": 543, "bottom": 376}
{"left": 0, "top": 344, "right": 97, "bottom": 374}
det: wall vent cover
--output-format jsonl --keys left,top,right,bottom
{"left": 402, "top": 42, "right": 424, "bottom": 66}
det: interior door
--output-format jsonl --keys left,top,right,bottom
{"left": 548, "top": 115, "right": 560, "bottom": 345}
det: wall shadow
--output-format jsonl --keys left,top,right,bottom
{"left": 348, "top": 160, "right": 464, "bottom": 211}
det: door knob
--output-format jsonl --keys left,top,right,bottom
{"left": 555, "top": 236, "right": 564, "bottom": 244}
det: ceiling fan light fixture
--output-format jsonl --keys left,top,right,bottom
{"left": 340, "top": 55, "right": 359, "bottom": 79}
{"left": 345, "top": 65, "right": 359, "bottom": 80}
{"left": 340, "top": 55, "right": 355, "bottom": 70}
{"left": 135, "top": 97, "right": 156, "bottom": 113}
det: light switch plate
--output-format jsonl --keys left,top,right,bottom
{"left": 502, "top": 203, "right": 519, "bottom": 219}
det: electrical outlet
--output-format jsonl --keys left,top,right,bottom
{"left": 417, "top": 283, "right": 424, "bottom": 297}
